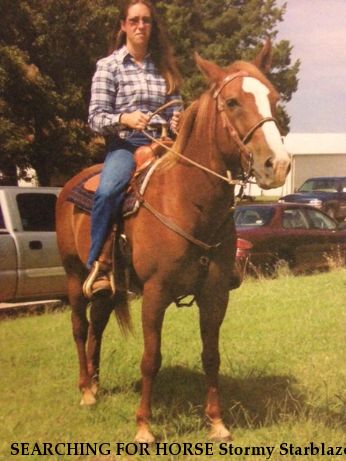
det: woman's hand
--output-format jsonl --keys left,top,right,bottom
{"left": 170, "top": 111, "right": 181, "bottom": 134}
{"left": 120, "top": 111, "right": 150, "bottom": 131}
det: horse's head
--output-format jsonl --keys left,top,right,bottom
{"left": 195, "top": 40, "right": 291, "bottom": 190}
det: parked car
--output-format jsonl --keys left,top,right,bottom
{"left": 228, "top": 237, "right": 253, "bottom": 288}
{"left": 234, "top": 202, "right": 346, "bottom": 274}
{"left": 279, "top": 176, "right": 346, "bottom": 221}
{"left": 0, "top": 186, "right": 67, "bottom": 302}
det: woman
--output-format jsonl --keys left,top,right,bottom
{"left": 84, "top": 0, "right": 183, "bottom": 298}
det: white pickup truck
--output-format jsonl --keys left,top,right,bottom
{"left": 0, "top": 186, "right": 67, "bottom": 302}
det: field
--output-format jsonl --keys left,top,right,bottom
{"left": 0, "top": 269, "right": 345, "bottom": 461}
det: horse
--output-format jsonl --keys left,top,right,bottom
{"left": 56, "top": 39, "right": 291, "bottom": 443}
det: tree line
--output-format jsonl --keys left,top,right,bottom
{"left": 0, "top": 0, "right": 299, "bottom": 185}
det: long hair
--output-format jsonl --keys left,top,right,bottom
{"left": 114, "top": 0, "right": 182, "bottom": 94}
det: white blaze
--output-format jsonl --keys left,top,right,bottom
{"left": 242, "top": 77, "right": 287, "bottom": 159}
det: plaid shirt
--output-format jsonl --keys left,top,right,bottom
{"left": 88, "top": 46, "right": 182, "bottom": 136}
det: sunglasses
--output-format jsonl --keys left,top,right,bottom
{"left": 127, "top": 16, "right": 152, "bottom": 26}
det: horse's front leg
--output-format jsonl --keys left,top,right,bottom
{"left": 197, "top": 286, "right": 231, "bottom": 441}
{"left": 135, "top": 281, "right": 169, "bottom": 443}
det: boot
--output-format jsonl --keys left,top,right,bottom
{"left": 83, "top": 227, "right": 116, "bottom": 299}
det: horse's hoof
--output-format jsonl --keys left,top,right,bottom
{"left": 91, "top": 382, "right": 99, "bottom": 396}
{"left": 134, "top": 427, "right": 156, "bottom": 444}
{"left": 80, "top": 389, "right": 97, "bottom": 406}
{"left": 209, "top": 421, "right": 232, "bottom": 442}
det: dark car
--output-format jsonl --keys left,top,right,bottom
{"left": 234, "top": 203, "right": 346, "bottom": 274}
{"left": 279, "top": 176, "right": 346, "bottom": 221}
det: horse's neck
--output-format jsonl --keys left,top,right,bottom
{"left": 155, "top": 94, "right": 235, "bottom": 227}
{"left": 172, "top": 110, "right": 235, "bottom": 223}
{"left": 187, "top": 95, "right": 221, "bottom": 168}
{"left": 184, "top": 96, "right": 232, "bottom": 201}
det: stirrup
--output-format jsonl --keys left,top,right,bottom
{"left": 83, "top": 261, "right": 101, "bottom": 299}
{"left": 82, "top": 261, "right": 116, "bottom": 299}
{"left": 109, "top": 271, "right": 116, "bottom": 296}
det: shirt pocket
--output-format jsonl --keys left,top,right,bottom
{"left": 148, "top": 76, "right": 167, "bottom": 107}
{"left": 118, "top": 80, "right": 137, "bottom": 102}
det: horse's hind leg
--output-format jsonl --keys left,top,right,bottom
{"left": 86, "top": 294, "right": 114, "bottom": 396}
{"left": 70, "top": 274, "right": 113, "bottom": 405}
{"left": 197, "top": 287, "right": 232, "bottom": 441}
{"left": 68, "top": 274, "right": 97, "bottom": 405}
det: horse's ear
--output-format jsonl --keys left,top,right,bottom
{"left": 194, "top": 52, "right": 223, "bottom": 83}
{"left": 253, "top": 38, "right": 272, "bottom": 74}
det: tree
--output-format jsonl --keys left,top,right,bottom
{"left": 0, "top": 0, "right": 299, "bottom": 184}
{"left": 0, "top": 0, "right": 117, "bottom": 184}
{"left": 155, "top": 0, "right": 299, "bottom": 131}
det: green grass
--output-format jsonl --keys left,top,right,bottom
{"left": 1, "top": 270, "right": 345, "bottom": 460}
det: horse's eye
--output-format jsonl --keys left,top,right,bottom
{"left": 226, "top": 98, "right": 238, "bottom": 109}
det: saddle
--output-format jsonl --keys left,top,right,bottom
{"left": 85, "top": 139, "right": 172, "bottom": 193}
{"left": 67, "top": 139, "right": 173, "bottom": 216}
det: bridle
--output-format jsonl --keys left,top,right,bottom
{"left": 138, "top": 71, "right": 281, "bottom": 256}
{"left": 213, "top": 70, "right": 279, "bottom": 181}
{"left": 144, "top": 71, "right": 279, "bottom": 187}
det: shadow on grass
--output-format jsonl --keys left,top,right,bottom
{"left": 127, "top": 365, "right": 344, "bottom": 431}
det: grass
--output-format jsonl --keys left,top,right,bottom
{"left": 0, "top": 269, "right": 345, "bottom": 460}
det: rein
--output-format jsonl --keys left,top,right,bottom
{"left": 143, "top": 131, "right": 244, "bottom": 186}
{"left": 143, "top": 99, "right": 243, "bottom": 186}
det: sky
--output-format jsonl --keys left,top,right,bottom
{"left": 276, "top": 0, "right": 346, "bottom": 133}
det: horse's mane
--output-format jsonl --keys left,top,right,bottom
{"left": 159, "top": 91, "right": 215, "bottom": 170}
{"left": 158, "top": 99, "right": 199, "bottom": 170}
{"left": 174, "top": 99, "right": 200, "bottom": 154}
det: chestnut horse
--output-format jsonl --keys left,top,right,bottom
{"left": 56, "top": 41, "right": 290, "bottom": 443}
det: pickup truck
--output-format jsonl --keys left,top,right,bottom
{"left": 0, "top": 186, "right": 67, "bottom": 302}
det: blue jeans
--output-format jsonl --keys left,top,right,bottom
{"left": 87, "top": 132, "right": 151, "bottom": 268}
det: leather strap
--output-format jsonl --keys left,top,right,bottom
{"left": 213, "top": 71, "right": 249, "bottom": 99}
{"left": 242, "top": 116, "right": 277, "bottom": 144}
{"left": 137, "top": 194, "right": 221, "bottom": 252}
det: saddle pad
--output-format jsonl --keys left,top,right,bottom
{"left": 67, "top": 159, "right": 160, "bottom": 217}
{"left": 67, "top": 167, "right": 102, "bottom": 214}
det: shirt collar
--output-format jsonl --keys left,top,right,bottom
{"left": 117, "top": 45, "right": 131, "bottom": 63}
{"left": 117, "top": 45, "right": 152, "bottom": 64}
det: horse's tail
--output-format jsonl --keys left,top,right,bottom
{"left": 112, "top": 291, "right": 133, "bottom": 337}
